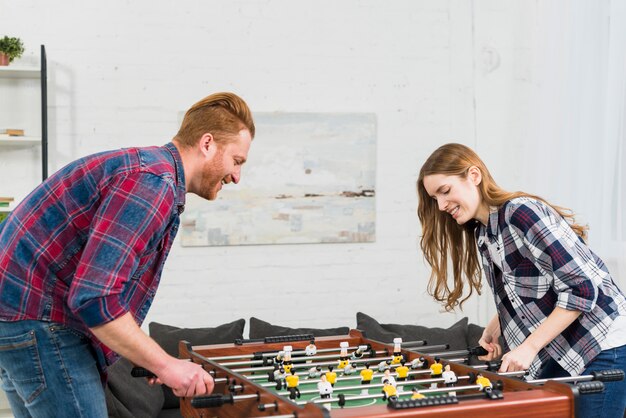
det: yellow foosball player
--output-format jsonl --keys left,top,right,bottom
{"left": 391, "top": 337, "right": 403, "bottom": 364}
{"left": 360, "top": 362, "right": 374, "bottom": 395}
{"left": 430, "top": 357, "right": 443, "bottom": 389}
{"left": 382, "top": 379, "right": 398, "bottom": 402}
{"left": 285, "top": 369, "right": 301, "bottom": 400}
{"left": 411, "top": 387, "right": 426, "bottom": 400}
{"left": 325, "top": 366, "right": 337, "bottom": 387}
{"left": 337, "top": 341, "right": 351, "bottom": 370}
{"left": 282, "top": 345, "right": 293, "bottom": 374}
{"left": 396, "top": 360, "right": 409, "bottom": 381}
{"left": 476, "top": 373, "right": 493, "bottom": 393}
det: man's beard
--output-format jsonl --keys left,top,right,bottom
{"left": 198, "top": 149, "right": 225, "bottom": 201}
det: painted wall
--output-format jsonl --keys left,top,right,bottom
{"left": 0, "top": 1, "right": 623, "bottom": 342}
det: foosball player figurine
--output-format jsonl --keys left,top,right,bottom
{"left": 274, "top": 350, "right": 285, "bottom": 367}
{"left": 382, "top": 379, "right": 398, "bottom": 402}
{"left": 378, "top": 359, "right": 391, "bottom": 373}
{"left": 391, "top": 337, "right": 403, "bottom": 364}
{"left": 430, "top": 357, "right": 443, "bottom": 389}
{"left": 410, "top": 356, "right": 427, "bottom": 380}
{"left": 337, "top": 341, "right": 351, "bottom": 370}
{"left": 411, "top": 387, "right": 426, "bottom": 400}
{"left": 317, "top": 374, "right": 334, "bottom": 411}
{"left": 411, "top": 356, "right": 427, "bottom": 369}
{"left": 351, "top": 344, "right": 368, "bottom": 361}
{"left": 395, "top": 360, "right": 409, "bottom": 392}
{"left": 305, "top": 340, "right": 317, "bottom": 356}
{"left": 442, "top": 364, "right": 458, "bottom": 396}
{"left": 325, "top": 366, "right": 338, "bottom": 387}
{"left": 308, "top": 365, "right": 322, "bottom": 379}
{"left": 343, "top": 362, "right": 356, "bottom": 375}
{"left": 285, "top": 369, "right": 301, "bottom": 400}
{"left": 282, "top": 345, "right": 293, "bottom": 374}
{"left": 381, "top": 368, "right": 397, "bottom": 388}
{"left": 360, "top": 362, "right": 374, "bottom": 395}
{"left": 476, "top": 373, "right": 493, "bottom": 393}
{"left": 274, "top": 367, "right": 287, "bottom": 390}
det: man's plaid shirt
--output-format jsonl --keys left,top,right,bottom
{"left": 0, "top": 142, "right": 186, "bottom": 374}
{"left": 475, "top": 197, "right": 626, "bottom": 379}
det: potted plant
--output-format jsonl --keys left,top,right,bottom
{"left": 0, "top": 36, "right": 25, "bottom": 66}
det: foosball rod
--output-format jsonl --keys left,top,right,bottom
{"left": 208, "top": 344, "right": 374, "bottom": 362}
{"left": 258, "top": 368, "right": 434, "bottom": 389}
{"left": 219, "top": 344, "right": 447, "bottom": 368}
{"left": 272, "top": 373, "right": 494, "bottom": 396}
{"left": 528, "top": 369, "right": 624, "bottom": 385}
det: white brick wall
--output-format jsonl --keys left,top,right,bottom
{"left": 0, "top": 0, "right": 621, "bottom": 345}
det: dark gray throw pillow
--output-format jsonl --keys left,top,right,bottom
{"left": 149, "top": 319, "right": 245, "bottom": 409}
{"left": 105, "top": 357, "right": 164, "bottom": 418}
{"left": 356, "top": 312, "right": 469, "bottom": 352}
{"left": 249, "top": 317, "right": 349, "bottom": 339}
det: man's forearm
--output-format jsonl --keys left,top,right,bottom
{"left": 90, "top": 312, "right": 171, "bottom": 373}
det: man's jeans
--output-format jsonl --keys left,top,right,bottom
{"left": 0, "top": 320, "right": 107, "bottom": 418}
{"left": 538, "top": 344, "right": 626, "bottom": 418}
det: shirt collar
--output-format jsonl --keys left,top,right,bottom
{"left": 164, "top": 142, "right": 186, "bottom": 213}
{"left": 486, "top": 206, "right": 500, "bottom": 238}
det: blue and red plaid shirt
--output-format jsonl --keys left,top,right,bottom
{"left": 476, "top": 197, "right": 626, "bottom": 379}
{"left": 0, "top": 142, "right": 185, "bottom": 373}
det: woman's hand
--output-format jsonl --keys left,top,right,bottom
{"left": 478, "top": 314, "right": 502, "bottom": 361}
{"left": 499, "top": 343, "right": 539, "bottom": 372}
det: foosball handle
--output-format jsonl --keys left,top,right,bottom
{"left": 191, "top": 394, "right": 234, "bottom": 408}
{"left": 131, "top": 367, "right": 156, "bottom": 378}
{"left": 576, "top": 381, "right": 605, "bottom": 395}
{"left": 468, "top": 346, "right": 489, "bottom": 356}
{"left": 591, "top": 369, "right": 625, "bottom": 382}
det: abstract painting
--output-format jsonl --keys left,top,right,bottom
{"left": 180, "top": 112, "right": 376, "bottom": 246}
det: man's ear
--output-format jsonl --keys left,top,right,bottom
{"left": 198, "top": 133, "right": 215, "bottom": 158}
{"left": 468, "top": 166, "right": 482, "bottom": 185}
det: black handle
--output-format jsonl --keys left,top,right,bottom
{"left": 468, "top": 346, "right": 489, "bottom": 356}
{"left": 191, "top": 394, "right": 234, "bottom": 408}
{"left": 576, "top": 381, "right": 605, "bottom": 395}
{"left": 131, "top": 367, "right": 156, "bottom": 378}
{"left": 235, "top": 334, "right": 314, "bottom": 345}
{"left": 591, "top": 369, "right": 624, "bottom": 382}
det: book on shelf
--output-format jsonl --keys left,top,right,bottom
{"left": 0, "top": 197, "right": 14, "bottom": 208}
{"left": 0, "top": 129, "right": 25, "bottom": 136}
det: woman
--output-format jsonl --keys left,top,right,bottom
{"left": 417, "top": 143, "right": 626, "bottom": 417}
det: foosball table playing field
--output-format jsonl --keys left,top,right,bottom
{"left": 135, "top": 329, "right": 624, "bottom": 417}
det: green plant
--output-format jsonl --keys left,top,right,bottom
{"left": 0, "top": 36, "right": 25, "bottom": 62}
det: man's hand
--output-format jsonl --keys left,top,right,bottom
{"left": 157, "top": 358, "right": 214, "bottom": 397}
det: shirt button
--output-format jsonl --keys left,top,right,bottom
{"left": 521, "top": 316, "right": 526, "bottom": 319}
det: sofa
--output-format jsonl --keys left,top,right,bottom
{"left": 105, "top": 313, "right": 490, "bottom": 418}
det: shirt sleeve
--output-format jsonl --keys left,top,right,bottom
{"left": 68, "top": 171, "right": 175, "bottom": 327}
{"left": 507, "top": 199, "right": 599, "bottom": 312}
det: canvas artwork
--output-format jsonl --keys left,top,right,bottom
{"left": 180, "top": 112, "right": 376, "bottom": 246}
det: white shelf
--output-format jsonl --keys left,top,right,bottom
{"left": 0, "top": 136, "right": 41, "bottom": 147}
{"left": 0, "top": 66, "right": 40, "bottom": 79}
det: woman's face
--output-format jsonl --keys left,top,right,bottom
{"left": 422, "top": 167, "right": 489, "bottom": 225}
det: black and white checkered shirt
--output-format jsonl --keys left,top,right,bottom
{"left": 475, "top": 197, "right": 626, "bottom": 379}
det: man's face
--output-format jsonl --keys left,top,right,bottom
{"left": 198, "top": 129, "right": 252, "bottom": 201}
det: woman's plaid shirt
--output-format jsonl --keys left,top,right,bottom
{"left": 475, "top": 197, "right": 626, "bottom": 379}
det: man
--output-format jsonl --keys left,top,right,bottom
{"left": 0, "top": 92, "right": 255, "bottom": 417}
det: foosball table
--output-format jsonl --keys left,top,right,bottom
{"left": 158, "top": 329, "right": 622, "bottom": 418}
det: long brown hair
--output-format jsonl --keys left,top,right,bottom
{"left": 417, "top": 143, "right": 587, "bottom": 311}
{"left": 175, "top": 92, "right": 255, "bottom": 148}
